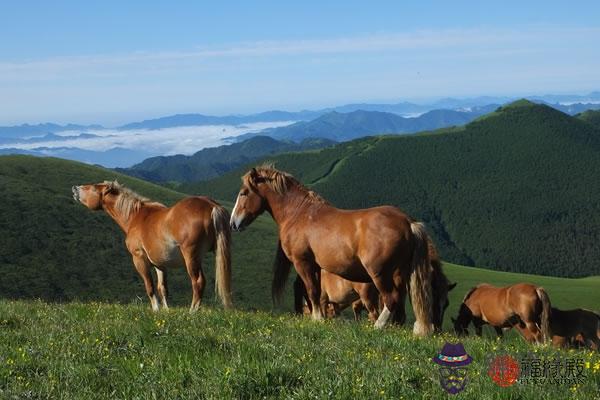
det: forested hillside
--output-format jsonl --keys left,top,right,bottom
{"left": 185, "top": 100, "right": 600, "bottom": 277}
{"left": 0, "top": 156, "right": 279, "bottom": 306}
{"left": 118, "top": 136, "right": 335, "bottom": 183}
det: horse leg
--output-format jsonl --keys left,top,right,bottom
{"left": 351, "top": 300, "right": 364, "bottom": 321}
{"left": 294, "top": 260, "right": 323, "bottom": 320}
{"left": 132, "top": 255, "right": 159, "bottom": 312}
{"left": 474, "top": 319, "right": 484, "bottom": 337}
{"left": 372, "top": 272, "right": 400, "bottom": 329}
{"left": 155, "top": 267, "right": 169, "bottom": 310}
{"left": 392, "top": 271, "right": 407, "bottom": 325}
{"left": 494, "top": 326, "right": 504, "bottom": 338}
{"left": 357, "top": 284, "right": 380, "bottom": 322}
{"left": 182, "top": 246, "right": 206, "bottom": 312}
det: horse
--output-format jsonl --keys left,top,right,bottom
{"left": 393, "top": 239, "right": 456, "bottom": 330}
{"left": 72, "top": 181, "right": 233, "bottom": 311}
{"left": 452, "top": 283, "right": 551, "bottom": 343}
{"left": 229, "top": 165, "right": 443, "bottom": 336}
{"left": 293, "top": 270, "right": 381, "bottom": 322}
{"left": 294, "top": 243, "right": 455, "bottom": 328}
{"left": 550, "top": 307, "right": 600, "bottom": 350}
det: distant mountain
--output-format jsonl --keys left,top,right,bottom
{"left": 186, "top": 100, "right": 600, "bottom": 278}
{"left": 0, "top": 147, "right": 152, "bottom": 168}
{"left": 0, "top": 123, "right": 103, "bottom": 139}
{"left": 0, "top": 132, "right": 105, "bottom": 145}
{"left": 117, "top": 111, "right": 322, "bottom": 130}
{"left": 545, "top": 102, "right": 600, "bottom": 115}
{"left": 241, "top": 107, "right": 497, "bottom": 143}
{"left": 118, "top": 136, "right": 336, "bottom": 183}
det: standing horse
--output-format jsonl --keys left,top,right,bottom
{"left": 452, "top": 283, "right": 551, "bottom": 343}
{"left": 73, "top": 181, "right": 232, "bottom": 311}
{"left": 230, "top": 165, "right": 440, "bottom": 336}
{"left": 550, "top": 307, "right": 600, "bottom": 350}
{"left": 293, "top": 270, "right": 381, "bottom": 322}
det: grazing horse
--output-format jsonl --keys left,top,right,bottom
{"left": 550, "top": 307, "right": 600, "bottom": 350}
{"left": 452, "top": 283, "right": 551, "bottom": 343}
{"left": 392, "top": 240, "right": 456, "bottom": 330}
{"left": 229, "top": 165, "right": 441, "bottom": 336}
{"left": 293, "top": 270, "right": 381, "bottom": 322}
{"left": 72, "top": 181, "right": 233, "bottom": 311}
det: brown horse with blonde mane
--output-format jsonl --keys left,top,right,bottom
{"left": 293, "top": 271, "right": 381, "bottom": 322}
{"left": 230, "top": 165, "right": 443, "bottom": 336}
{"left": 73, "top": 181, "right": 232, "bottom": 311}
{"left": 550, "top": 307, "right": 600, "bottom": 350}
{"left": 452, "top": 283, "right": 551, "bottom": 343}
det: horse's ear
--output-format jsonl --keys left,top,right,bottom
{"left": 448, "top": 282, "right": 457, "bottom": 292}
{"left": 250, "top": 168, "right": 258, "bottom": 179}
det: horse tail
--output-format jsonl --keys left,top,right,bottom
{"left": 535, "top": 287, "right": 551, "bottom": 342}
{"left": 211, "top": 205, "right": 233, "bottom": 309}
{"left": 272, "top": 240, "right": 293, "bottom": 304}
{"left": 293, "top": 276, "right": 307, "bottom": 314}
{"left": 409, "top": 222, "right": 434, "bottom": 336}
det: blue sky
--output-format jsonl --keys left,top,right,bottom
{"left": 1, "top": 1, "right": 600, "bottom": 125}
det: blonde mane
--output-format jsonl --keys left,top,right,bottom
{"left": 104, "top": 181, "right": 157, "bottom": 220}
{"left": 243, "top": 164, "right": 328, "bottom": 204}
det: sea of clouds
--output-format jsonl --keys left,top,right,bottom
{"left": 0, "top": 121, "right": 294, "bottom": 167}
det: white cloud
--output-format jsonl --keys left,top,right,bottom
{"left": 0, "top": 121, "right": 294, "bottom": 155}
{"left": 2, "top": 26, "right": 598, "bottom": 81}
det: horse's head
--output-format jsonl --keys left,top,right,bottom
{"left": 72, "top": 181, "right": 118, "bottom": 210}
{"left": 230, "top": 168, "right": 269, "bottom": 231}
{"left": 451, "top": 304, "right": 470, "bottom": 336}
{"left": 432, "top": 280, "right": 456, "bottom": 332}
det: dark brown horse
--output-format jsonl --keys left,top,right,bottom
{"left": 230, "top": 165, "right": 442, "bottom": 335}
{"left": 550, "top": 307, "right": 599, "bottom": 350}
{"left": 452, "top": 283, "right": 551, "bottom": 343}
{"left": 73, "top": 181, "right": 232, "bottom": 311}
{"left": 293, "top": 270, "right": 380, "bottom": 322}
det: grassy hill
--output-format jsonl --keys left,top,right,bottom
{"left": 578, "top": 109, "right": 600, "bottom": 129}
{"left": 0, "top": 300, "right": 598, "bottom": 399}
{"left": 0, "top": 155, "right": 280, "bottom": 309}
{"left": 2, "top": 154, "right": 599, "bottom": 315}
{"left": 184, "top": 100, "right": 600, "bottom": 278}
{"left": 1, "top": 154, "right": 600, "bottom": 399}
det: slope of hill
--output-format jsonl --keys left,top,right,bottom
{"left": 118, "top": 136, "right": 335, "bottom": 183}
{"left": 577, "top": 109, "right": 600, "bottom": 128}
{"left": 239, "top": 108, "right": 493, "bottom": 142}
{"left": 0, "top": 155, "right": 281, "bottom": 308}
{"left": 185, "top": 100, "right": 600, "bottom": 278}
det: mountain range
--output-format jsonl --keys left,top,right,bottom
{"left": 118, "top": 136, "right": 335, "bottom": 183}
{"left": 183, "top": 100, "right": 600, "bottom": 278}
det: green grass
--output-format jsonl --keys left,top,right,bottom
{"left": 0, "top": 300, "right": 598, "bottom": 399}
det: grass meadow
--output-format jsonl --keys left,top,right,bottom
{"left": 0, "top": 300, "right": 598, "bottom": 399}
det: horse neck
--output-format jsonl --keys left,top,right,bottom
{"left": 102, "top": 196, "right": 137, "bottom": 232}
{"left": 263, "top": 185, "right": 320, "bottom": 227}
